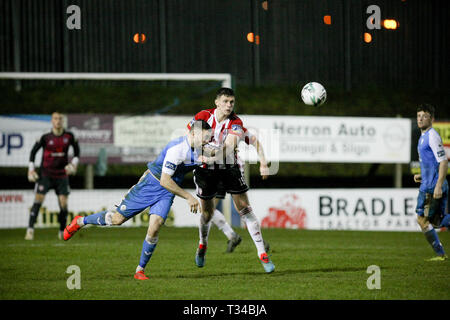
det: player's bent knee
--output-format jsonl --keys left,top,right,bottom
{"left": 110, "top": 211, "right": 126, "bottom": 225}
{"left": 417, "top": 215, "right": 431, "bottom": 231}
{"left": 147, "top": 215, "right": 164, "bottom": 237}
{"left": 232, "top": 193, "right": 250, "bottom": 211}
{"left": 201, "top": 211, "right": 213, "bottom": 223}
{"left": 35, "top": 194, "right": 45, "bottom": 203}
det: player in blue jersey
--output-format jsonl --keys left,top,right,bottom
{"left": 63, "top": 120, "right": 213, "bottom": 279}
{"left": 414, "top": 104, "right": 449, "bottom": 261}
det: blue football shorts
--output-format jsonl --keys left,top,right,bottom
{"left": 116, "top": 170, "right": 174, "bottom": 221}
{"left": 415, "top": 187, "right": 448, "bottom": 219}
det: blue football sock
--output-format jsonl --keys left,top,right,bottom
{"left": 138, "top": 237, "right": 158, "bottom": 269}
{"left": 83, "top": 210, "right": 108, "bottom": 226}
{"left": 440, "top": 214, "right": 450, "bottom": 228}
{"left": 424, "top": 228, "right": 445, "bottom": 256}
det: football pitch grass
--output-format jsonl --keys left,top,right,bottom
{"left": 0, "top": 226, "right": 448, "bottom": 300}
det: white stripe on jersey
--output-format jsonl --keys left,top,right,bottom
{"left": 203, "top": 109, "right": 238, "bottom": 169}
{"left": 428, "top": 128, "right": 447, "bottom": 163}
{"left": 203, "top": 109, "right": 231, "bottom": 148}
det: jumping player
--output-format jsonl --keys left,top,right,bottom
{"left": 210, "top": 126, "right": 270, "bottom": 253}
{"left": 63, "top": 120, "right": 212, "bottom": 280}
{"left": 414, "top": 104, "right": 449, "bottom": 261}
{"left": 188, "top": 88, "right": 275, "bottom": 273}
{"left": 25, "top": 112, "right": 80, "bottom": 240}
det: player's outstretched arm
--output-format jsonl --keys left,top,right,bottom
{"left": 160, "top": 173, "right": 200, "bottom": 213}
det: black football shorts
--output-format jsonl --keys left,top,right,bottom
{"left": 35, "top": 175, "right": 71, "bottom": 196}
{"left": 194, "top": 166, "right": 249, "bottom": 200}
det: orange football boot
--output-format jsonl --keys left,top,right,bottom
{"left": 63, "top": 215, "right": 83, "bottom": 241}
{"left": 134, "top": 270, "right": 149, "bottom": 280}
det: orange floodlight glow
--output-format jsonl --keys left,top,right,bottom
{"left": 323, "top": 15, "right": 331, "bottom": 25}
{"left": 247, "top": 33, "right": 260, "bottom": 45}
{"left": 383, "top": 19, "right": 399, "bottom": 30}
{"left": 133, "top": 33, "right": 147, "bottom": 43}
{"left": 364, "top": 32, "right": 372, "bottom": 43}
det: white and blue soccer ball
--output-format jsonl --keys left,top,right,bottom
{"left": 301, "top": 82, "right": 327, "bottom": 106}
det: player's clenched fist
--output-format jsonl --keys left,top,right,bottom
{"left": 413, "top": 174, "right": 421, "bottom": 183}
{"left": 65, "top": 163, "right": 77, "bottom": 175}
{"left": 27, "top": 170, "right": 39, "bottom": 183}
{"left": 260, "top": 163, "right": 269, "bottom": 180}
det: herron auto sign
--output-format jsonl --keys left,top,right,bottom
{"left": 238, "top": 115, "right": 412, "bottom": 164}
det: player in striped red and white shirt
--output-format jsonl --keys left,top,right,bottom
{"left": 187, "top": 110, "right": 243, "bottom": 169}
{"left": 187, "top": 87, "right": 275, "bottom": 273}
{"left": 210, "top": 126, "right": 271, "bottom": 253}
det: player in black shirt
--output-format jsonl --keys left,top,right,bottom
{"left": 25, "top": 112, "right": 80, "bottom": 240}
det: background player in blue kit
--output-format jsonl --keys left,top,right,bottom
{"left": 414, "top": 104, "right": 450, "bottom": 261}
{"left": 63, "top": 120, "right": 212, "bottom": 280}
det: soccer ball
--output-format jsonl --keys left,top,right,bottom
{"left": 301, "top": 82, "right": 327, "bottom": 106}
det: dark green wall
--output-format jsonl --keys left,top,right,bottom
{"left": 1, "top": 0, "right": 448, "bottom": 88}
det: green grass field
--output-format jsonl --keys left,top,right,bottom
{"left": 0, "top": 226, "right": 449, "bottom": 300}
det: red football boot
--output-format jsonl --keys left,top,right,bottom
{"left": 134, "top": 270, "right": 149, "bottom": 280}
{"left": 63, "top": 215, "right": 83, "bottom": 241}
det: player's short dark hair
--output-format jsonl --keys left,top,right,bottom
{"left": 189, "top": 120, "right": 211, "bottom": 132}
{"left": 417, "top": 104, "right": 435, "bottom": 118}
{"left": 216, "top": 87, "right": 235, "bottom": 99}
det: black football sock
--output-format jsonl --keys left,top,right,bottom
{"left": 58, "top": 208, "right": 69, "bottom": 231}
{"left": 28, "top": 202, "right": 42, "bottom": 229}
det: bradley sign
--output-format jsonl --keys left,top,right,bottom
{"left": 246, "top": 189, "right": 421, "bottom": 232}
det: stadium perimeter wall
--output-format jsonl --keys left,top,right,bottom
{"left": 0, "top": 188, "right": 424, "bottom": 232}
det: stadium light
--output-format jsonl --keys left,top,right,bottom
{"left": 133, "top": 33, "right": 147, "bottom": 43}
{"left": 382, "top": 19, "right": 399, "bottom": 30}
{"left": 247, "top": 33, "right": 260, "bottom": 45}
{"left": 323, "top": 15, "right": 331, "bottom": 25}
{"left": 364, "top": 32, "right": 372, "bottom": 43}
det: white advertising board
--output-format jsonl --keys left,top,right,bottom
{"left": 1, "top": 114, "right": 412, "bottom": 167}
{"left": 0, "top": 189, "right": 424, "bottom": 232}
{"left": 0, "top": 115, "right": 51, "bottom": 167}
{"left": 0, "top": 130, "right": 45, "bottom": 167}
{"left": 113, "top": 115, "right": 191, "bottom": 148}
{"left": 0, "top": 189, "right": 201, "bottom": 229}
{"left": 247, "top": 188, "right": 421, "bottom": 231}
{"left": 239, "top": 115, "right": 411, "bottom": 163}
